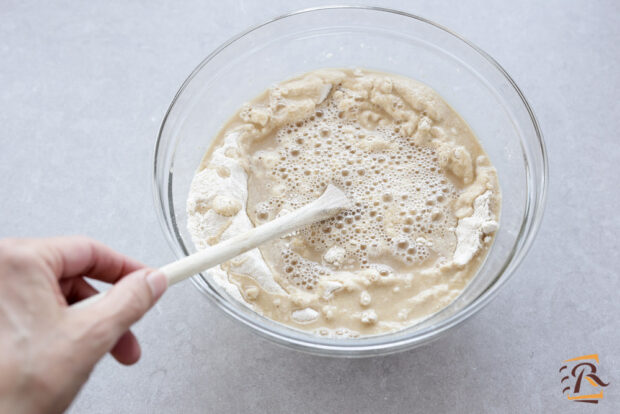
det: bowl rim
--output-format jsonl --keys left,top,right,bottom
{"left": 153, "top": 5, "right": 548, "bottom": 356}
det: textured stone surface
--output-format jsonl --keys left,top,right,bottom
{"left": 1, "top": 1, "right": 618, "bottom": 412}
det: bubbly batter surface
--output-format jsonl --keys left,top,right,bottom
{"left": 187, "top": 69, "right": 500, "bottom": 336}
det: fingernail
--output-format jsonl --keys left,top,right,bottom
{"left": 146, "top": 271, "right": 167, "bottom": 300}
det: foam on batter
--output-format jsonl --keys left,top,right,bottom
{"left": 187, "top": 68, "right": 501, "bottom": 336}
{"left": 247, "top": 98, "right": 459, "bottom": 289}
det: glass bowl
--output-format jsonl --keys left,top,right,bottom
{"left": 153, "top": 6, "right": 547, "bottom": 357}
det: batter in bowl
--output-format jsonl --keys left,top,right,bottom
{"left": 187, "top": 69, "right": 500, "bottom": 337}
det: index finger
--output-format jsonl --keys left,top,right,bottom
{"left": 37, "top": 236, "right": 145, "bottom": 283}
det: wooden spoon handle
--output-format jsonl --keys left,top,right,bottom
{"left": 71, "top": 184, "right": 349, "bottom": 309}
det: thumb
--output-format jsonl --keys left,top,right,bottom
{"left": 96, "top": 268, "right": 168, "bottom": 335}
{"left": 72, "top": 268, "right": 167, "bottom": 357}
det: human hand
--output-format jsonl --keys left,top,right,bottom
{"left": 0, "top": 237, "right": 167, "bottom": 414}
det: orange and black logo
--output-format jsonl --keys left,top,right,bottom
{"left": 560, "top": 354, "right": 610, "bottom": 404}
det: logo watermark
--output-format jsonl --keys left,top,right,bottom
{"left": 560, "top": 354, "right": 610, "bottom": 404}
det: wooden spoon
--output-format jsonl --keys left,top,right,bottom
{"left": 72, "top": 184, "right": 350, "bottom": 308}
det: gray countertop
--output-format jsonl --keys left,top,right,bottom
{"left": 1, "top": 1, "right": 618, "bottom": 412}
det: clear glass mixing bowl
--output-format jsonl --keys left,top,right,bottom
{"left": 153, "top": 6, "right": 547, "bottom": 357}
